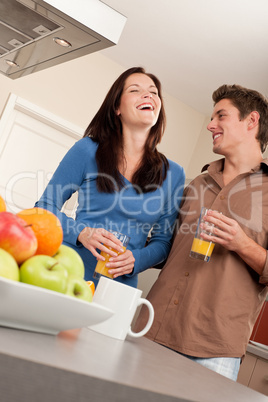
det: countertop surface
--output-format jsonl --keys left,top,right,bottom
{"left": 247, "top": 342, "right": 268, "bottom": 360}
{"left": 0, "top": 325, "right": 268, "bottom": 402}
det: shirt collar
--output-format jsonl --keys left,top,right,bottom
{"left": 201, "top": 159, "right": 224, "bottom": 174}
{"left": 201, "top": 158, "right": 268, "bottom": 174}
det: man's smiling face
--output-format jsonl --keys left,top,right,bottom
{"left": 207, "top": 98, "right": 249, "bottom": 156}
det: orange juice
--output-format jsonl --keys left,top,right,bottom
{"left": 95, "top": 246, "right": 127, "bottom": 278}
{"left": 190, "top": 238, "right": 215, "bottom": 260}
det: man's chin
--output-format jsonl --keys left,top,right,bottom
{"left": 213, "top": 145, "right": 224, "bottom": 155}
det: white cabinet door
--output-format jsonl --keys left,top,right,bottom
{"left": 0, "top": 94, "right": 83, "bottom": 215}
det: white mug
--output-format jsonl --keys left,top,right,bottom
{"left": 89, "top": 277, "right": 154, "bottom": 340}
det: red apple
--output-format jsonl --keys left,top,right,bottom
{"left": 0, "top": 212, "right": 37, "bottom": 264}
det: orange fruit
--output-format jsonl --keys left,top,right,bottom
{"left": 0, "top": 195, "right": 6, "bottom": 212}
{"left": 86, "top": 281, "right": 95, "bottom": 296}
{"left": 17, "top": 207, "right": 63, "bottom": 256}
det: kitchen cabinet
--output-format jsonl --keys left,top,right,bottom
{"left": 237, "top": 348, "right": 268, "bottom": 396}
{"left": 0, "top": 94, "right": 82, "bottom": 213}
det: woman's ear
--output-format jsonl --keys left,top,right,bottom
{"left": 116, "top": 109, "right": 121, "bottom": 116}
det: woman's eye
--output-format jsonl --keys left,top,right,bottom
{"left": 151, "top": 91, "right": 158, "bottom": 95}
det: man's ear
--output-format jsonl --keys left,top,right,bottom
{"left": 247, "top": 111, "right": 260, "bottom": 130}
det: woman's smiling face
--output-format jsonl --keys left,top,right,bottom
{"left": 116, "top": 73, "right": 161, "bottom": 130}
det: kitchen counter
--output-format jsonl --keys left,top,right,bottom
{"left": 247, "top": 342, "right": 268, "bottom": 360}
{"left": 0, "top": 326, "right": 267, "bottom": 402}
{"left": 238, "top": 342, "right": 268, "bottom": 395}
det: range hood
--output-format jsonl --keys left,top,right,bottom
{"left": 0, "top": 0, "right": 127, "bottom": 79}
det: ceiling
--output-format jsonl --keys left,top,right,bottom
{"left": 101, "top": 0, "right": 268, "bottom": 116}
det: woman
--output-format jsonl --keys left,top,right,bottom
{"left": 36, "top": 67, "right": 185, "bottom": 287}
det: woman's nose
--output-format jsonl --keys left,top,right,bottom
{"left": 142, "top": 91, "right": 152, "bottom": 99}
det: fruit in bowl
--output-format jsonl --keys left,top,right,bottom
{"left": 53, "top": 244, "right": 85, "bottom": 278}
{"left": 86, "top": 281, "right": 95, "bottom": 296}
{"left": 0, "top": 248, "right": 20, "bottom": 281}
{"left": 20, "top": 255, "right": 69, "bottom": 293}
{"left": 66, "top": 275, "right": 93, "bottom": 302}
{"left": 17, "top": 207, "right": 63, "bottom": 256}
{"left": 0, "top": 212, "right": 37, "bottom": 264}
{"left": 19, "top": 248, "right": 93, "bottom": 302}
{"left": 0, "top": 195, "right": 6, "bottom": 212}
{"left": 0, "top": 204, "right": 93, "bottom": 302}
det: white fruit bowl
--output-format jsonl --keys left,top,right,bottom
{"left": 0, "top": 276, "right": 113, "bottom": 335}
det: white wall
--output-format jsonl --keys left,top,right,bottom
{"left": 159, "top": 92, "right": 206, "bottom": 174}
{"left": 186, "top": 116, "right": 222, "bottom": 181}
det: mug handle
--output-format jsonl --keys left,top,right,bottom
{"left": 128, "top": 298, "right": 154, "bottom": 338}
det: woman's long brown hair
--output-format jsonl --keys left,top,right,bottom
{"left": 83, "top": 67, "right": 169, "bottom": 193}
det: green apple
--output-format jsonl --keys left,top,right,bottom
{"left": 65, "top": 274, "right": 93, "bottom": 302}
{"left": 20, "top": 255, "right": 68, "bottom": 293}
{"left": 53, "top": 245, "right": 85, "bottom": 278}
{"left": 0, "top": 248, "right": 20, "bottom": 281}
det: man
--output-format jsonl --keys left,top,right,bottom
{"left": 135, "top": 84, "right": 268, "bottom": 381}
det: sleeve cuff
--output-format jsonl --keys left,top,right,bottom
{"left": 124, "top": 250, "right": 140, "bottom": 278}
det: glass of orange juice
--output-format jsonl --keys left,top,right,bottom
{"left": 93, "top": 231, "right": 130, "bottom": 280}
{"left": 189, "top": 207, "right": 216, "bottom": 262}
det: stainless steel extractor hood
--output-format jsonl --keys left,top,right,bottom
{"left": 0, "top": 0, "right": 126, "bottom": 79}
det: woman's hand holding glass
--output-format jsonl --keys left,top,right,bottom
{"left": 105, "top": 248, "right": 135, "bottom": 278}
{"left": 78, "top": 227, "right": 135, "bottom": 277}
